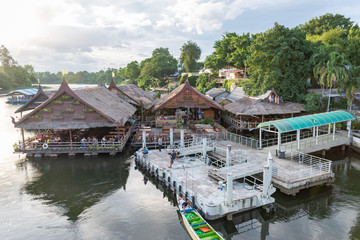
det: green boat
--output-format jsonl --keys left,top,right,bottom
{"left": 179, "top": 208, "right": 224, "bottom": 240}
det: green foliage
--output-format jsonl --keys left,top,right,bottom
{"left": 304, "top": 93, "right": 322, "bottom": 112}
{"left": 0, "top": 45, "right": 34, "bottom": 90}
{"left": 180, "top": 41, "right": 201, "bottom": 72}
{"left": 179, "top": 74, "right": 197, "bottom": 87}
{"left": 299, "top": 13, "right": 353, "bottom": 36}
{"left": 196, "top": 118, "right": 213, "bottom": 125}
{"left": 125, "top": 61, "right": 140, "bottom": 82}
{"left": 204, "top": 32, "right": 252, "bottom": 72}
{"left": 244, "top": 23, "right": 313, "bottom": 100}
{"left": 139, "top": 48, "right": 178, "bottom": 86}
{"left": 195, "top": 73, "right": 216, "bottom": 93}
{"left": 351, "top": 119, "right": 360, "bottom": 130}
{"left": 155, "top": 91, "right": 161, "bottom": 99}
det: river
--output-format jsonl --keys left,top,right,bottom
{"left": 1, "top": 94, "right": 360, "bottom": 240}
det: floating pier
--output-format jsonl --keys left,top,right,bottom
{"left": 135, "top": 132, "right": 276, "bottom": 220}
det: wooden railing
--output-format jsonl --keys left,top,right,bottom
{"left": 18, "top": 127, "right": 133, "bottom": 153}
{"left": 224, "top": 115, "right": 260, "bottom": 130}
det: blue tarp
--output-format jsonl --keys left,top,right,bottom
{"left": 7, "top": 89, "right": 38, "bottom": 96}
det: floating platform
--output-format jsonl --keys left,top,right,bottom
{"left": 134, "top": 141, "right": 276, "bottom": 220}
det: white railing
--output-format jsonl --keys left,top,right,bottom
{"left": 213, "top": 146, "right": 252, "bottom": 165}
{"left": 272, "top": 151, "right": 332, "bottom": 182}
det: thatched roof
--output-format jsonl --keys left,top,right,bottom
{"left": 108, "top": 79, "right": 156, "bottom": 109}
{"left": 13, "top": 79, "right": 136, "bottom": 130}
{"left": 224, "top": 97, "right": 304, "bottom": 116}
{"left": 152, "top": 80, "right": 223, "bottom": 111}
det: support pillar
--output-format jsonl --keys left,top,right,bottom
{"left": 142, "top": 130, "right": 146, "bottom": 149}
{"left": 277, "top": 132, "right": 281, "bottom": 154}
{"left": 170, "top": 128, "right": 174, "bottom": 147}
{"left": 347, "top": 120, "right": 352, "bottom": 139}
{"left": 328, "top": 124, "right": 331, "bottom": 134}
{"left": 69, "top": 129, "right": 73, "bottom": 149}
{"left": 313, "top": 127, "right": 316, "bottom": 138}
{"left": 226, "top": 173, "right": 233, "bottom": 206}
{"left": 226, "top": 145, "right": 231, "bottom": 167}
{"left": 333, "top": 123, "right": 336, "bottom": 141}
{"left": 180, "top": 130, "right": 184, "bottom": 148}
{"left": 202, "top": 138, "right": 207, "bottom": 160}
{"left": 259, "top": 127, "right": 262, "bottom": 149}
{"left": 316, "top": 126, "right": 319, "bottom": 145}
{"left": 21, "top": 129, "right": 25, "bottom": 150}
{"left": 296, "top": 129, "right": 300, "bottom": 150}
{"left": 262, "top": 152, "right": 273, "bottom": 198}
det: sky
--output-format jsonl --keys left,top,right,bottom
{"left": 1, "top": 0, "right": 360, "bottom": 73}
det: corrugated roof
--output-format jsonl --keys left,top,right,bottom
{"left": 257, "top": 110, "right": 355, "bottom": 133}
{"left": 7, "top": 88, "right": 38, "bottom": 96}
{"left": 226, "top": 87, "right": 245, "bottom": 102}
{"left": 205, "top": 88, "right": 227, "bottom": 98}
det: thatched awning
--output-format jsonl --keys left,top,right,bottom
{"left": 224, "top": 97, "right": 304, "bottom": 116}
{"left": 153, "top": 80, "right": 223, "bottom": 111}
{"left": 108, "top": 80, "right": 156, "bottom": 109}
{"left": 14, "top": 79, "right": 136, "bottom": 130}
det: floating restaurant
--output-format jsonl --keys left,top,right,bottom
{"left": 7, "top": 88, "right": 38, "bottom": 103}
{"left": 131, "top": 80, "right": 225, "bottom": 148}
{"left": 12, "top": 79, "right": 136, "bottom": 157}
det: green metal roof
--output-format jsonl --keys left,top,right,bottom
{"left": 257, "top": 110, "right": 356, "bottom": 133}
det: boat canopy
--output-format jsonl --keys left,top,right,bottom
{"left": 257, "top": 110, "right": 355, "bottom": 133}
{"left": 7, "top": 89, "right": 38, "bottom": 96}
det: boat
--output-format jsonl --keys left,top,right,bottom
{"left": 178, "top": 198, "right": 224, "bottom": 240}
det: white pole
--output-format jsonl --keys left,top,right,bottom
{"left": 297, "top": 129, "right": 300, "bottom": 150}
{"left": 316, "top": 126, "right": 319, "bottom": 145}
{"left": 313, "top": 127, "right": 316, "bottom": 138}
{"left": 202, "top": 138, "right": 207, "bottom": 160}
{"left": 347, "top": 120, "right": 351, "bottom": 139}
{"left": 262, "top": 152, "right": 273, "bottom": 198}
{"left": 259, "top": 127, "right": 262, "bottom": 149}
{"left": 180, "top": 129, "right": 184, "bottom": 148}
{"left": 226, "top": 173, "right": 233, "bottom": 206}
{"left": 142, "top": 131, "right": 146, "bottom": 149}
{"left": 170, "top": 128, "right": 174, "bottom": 147}
{"left": 226, "top": 145, "right": 231, "bottom": 167}
{"left": 277, "top": 132, "right": 281, "bottom": 154}
{"left": 328, "top": 124, "right": 331, "bottom": 134}
{"left": 333, "top": 123, "right": 336, "bottom": 141}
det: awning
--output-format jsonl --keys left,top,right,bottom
{"left": 257, "top": 110, "right": 356, "bottom": 133}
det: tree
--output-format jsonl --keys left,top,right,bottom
{"left": 204, "top": 33, "right": 253, "bottom": 73}
{"left": 125, "top": 61, "right": 140, "bottom": 83}
{"left": 180, "top": 41, "right": 201, "bottom": 72}
{"left": 313, "top": 51, "right": 349, "bottom": 111}
{"left": 140, "top": 47, "right": 178, "bottom": 86}
{"left": 244, "top": 23, "right": 313, "bottom": 100}
{"left": 299, "top": 13, "right": 353, "bottom": 36}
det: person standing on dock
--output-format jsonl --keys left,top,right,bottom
{"left": 158, "top": 137, "right": 162, "bottom": 152}
{"left": 169, "top": 150, "right": 176, "bottom": 168}
{"left": 142, "top": 147, "right": 149, "bottom": 161}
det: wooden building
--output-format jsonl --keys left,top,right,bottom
{"left": 12, "top": 79, "right": 136, "bottom": 156}
{"left": 152, "top": 80, "right": 224, "bottom": 128}
{"left": 224, "top": 89, "right": 305, "bottom": 131}
{"left": 14, "top": 84, "right": 53, "bottom": 117}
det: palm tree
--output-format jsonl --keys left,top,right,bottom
{"left": 340, "top": 66, "right": 360, "bottom": 113}
{"left": 313, "top": 50, "right": 349, "bottom": 112}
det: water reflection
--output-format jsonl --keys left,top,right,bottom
{"left": 21, "top": 154, "right": 131, "bottom": 221}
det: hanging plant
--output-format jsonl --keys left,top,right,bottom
{"left": 64, "top": 107, "right": 74, "bottom": 112}
{"left": 97, "top": 114, "right": 104, "bottom": 118}
{"left": 73, "top": 115, "right": 85, "bottom": 119}
{"left": 72, "top": 101, "right": 81, "bottom": 105}
{"left": 39, "top": 108, "right": 52, "bottom": 112}
{"left": 52, "top": 100, "right": 63, "bottom": 104}
{"left": 61, "top": 95, "right": 72, "bottom": 99}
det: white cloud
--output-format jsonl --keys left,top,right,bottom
{"left": 0, "top": 0, "right": 359, "bottom": 72}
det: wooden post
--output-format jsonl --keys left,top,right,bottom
{"left": 69, "top": 129, "right": 73, "bottom": 149}
{"left": 21, "top": 129, "right": 25, "bottom": 150}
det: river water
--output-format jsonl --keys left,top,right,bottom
{"left": 1, "top": 95, "right": 360, "bottom": 240}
